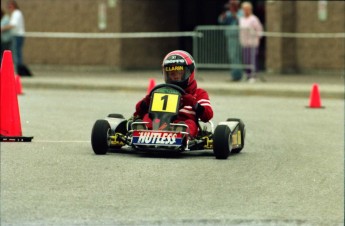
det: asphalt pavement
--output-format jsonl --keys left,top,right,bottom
{"left": 1, "top": 89, "right": 344, "bottom": 226}
{"left": 20, "top": 67, "right": 344, "bottom": 99}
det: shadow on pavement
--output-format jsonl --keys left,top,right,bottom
{"left": 105, "top": 147, "right": 245, "bottom": 160}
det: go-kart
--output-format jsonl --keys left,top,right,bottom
{"left": 91, "top": 84, "right": 245, "bottom": 159}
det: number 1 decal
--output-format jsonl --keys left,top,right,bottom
{"left": 150, "top": 93, "right": 179, "bottom": 113}
{"left": 161, "top": 95, "right": 168, "bottom": 110}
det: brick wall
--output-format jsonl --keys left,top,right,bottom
{"left": 3, "top": 0, "right": 344, "bottom": 72}
{"left": 266, "top": 0, "right": 345, "bottom": 73}
{"left": 1, "top": 0, "right": 179, "bottom": 69}
{"left": 1, "top": 0, "right": 122, "bottom": 67}
{"left": 119, "top": 0, "right": 180, "bottom": 69}
{"left": 295, "top": 1, "right": 345, "bottom": 71}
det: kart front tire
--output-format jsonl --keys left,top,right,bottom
{"left": 213, "top": 125, "right": 232, "bottom": 159}
{"left": 91, "top": 119, "right": 111, "bottom": 155}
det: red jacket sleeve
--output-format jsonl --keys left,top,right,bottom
{"left": 134, "top": 97, "right": 147, "bottom": 117}
{"left": 195, "top": 89, "right": 213, "bottom": 122}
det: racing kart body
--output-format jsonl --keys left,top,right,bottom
{"left": 91, "top": 84, "right": 245, "bottom": 159}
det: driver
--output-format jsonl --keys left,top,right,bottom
{"left": 133, "top": 50, "right": 213, "bottom": 137}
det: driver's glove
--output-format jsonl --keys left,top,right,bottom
{"left": 182, "top": 94, "right": 197, "bottom": 107}
{"left": 182, "top": 94, "right": 205, "bottom": 116}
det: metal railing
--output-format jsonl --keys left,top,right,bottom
{"left": 193, "top": 25, "right": 256, "bottom": 72}
{"left": 23, "top": 29, "right": 345, "bottom": 73}
{"left": 192, "top": 25, "right": 345, "bottom": 71}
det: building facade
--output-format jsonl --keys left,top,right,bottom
{"left": 2, "top": 0, "right": 344, "bottom": 73}
{"left": 2, "top": 0, "right": 181, "bottom": 69}
{"left": 265, "top": 0, "right": 345, "bottom": 74}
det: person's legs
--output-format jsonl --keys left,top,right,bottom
{"left": 0, "top": 42, "right": 11, "bottom": 62}
{"left": 230, "top": 38, "right": 241, "bottom": 64}
{"left": 11, "top": 37, "right": 19, "bottom": 71}
{"left": 184, "top": 119, "right": 198, "bottom": 137}
{"left": 0, "top": 44, "right": 2, "bottom": 63}
{"left": 15, "top": 36, "right": 24, "bottom": 66}
{"left": 142, "top": 114, "right": 198, "bottom": 136}
{"left": 242, "top": 47, "right": 251, "bottom": 77}
{"left": 173, "top": 118, "right": 198, "bottom": 137}
{"left": 253, "top": 47, "right": 259, "bottom": 77}
{"left": 229, "top": 38, "right": 243, "bottom": 81}
{"left": 142, "top": 113, "right": 152, "bottom": 129}
{"left": 242, "top": 47, "right": 259, "bottom": 80}
{"left": 227, "top": 39, "right": 232, "bottom": 78}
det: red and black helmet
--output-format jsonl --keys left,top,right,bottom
{"left": 162, "top": 50, "right": 196, "bottom": 89}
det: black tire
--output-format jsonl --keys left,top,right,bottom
{"left": 91, "top": 120, "right": 111, "bottom": 155}
{"left": 227, "top": 118, "right": 245, "bottom": 153}
{"left": 107, "top": 113, "right": 125, "bottom": 119}
{"left": 213, "top": 125, "right": 232, "bottom": 159}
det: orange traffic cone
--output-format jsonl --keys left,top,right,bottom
{"left": 146, "top": 78, "right": 156, "bottom": 94}
{"left": 15, "top": 75, "right": 24, "bottom": 95}
{"left": 0, "top": 50, "right": 32, "bottom": 142}
{"left": 307, "top": 83, "right": 324, "bottom": 108}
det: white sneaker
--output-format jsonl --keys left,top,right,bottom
{"left": 173, "top": 122, "right": 188, "bottom": 132}
{"left": 132, "top": 120, "right": 148, "bottom": 130}
{"left": 248, "top": 78, "right": 256, "bottom": 83}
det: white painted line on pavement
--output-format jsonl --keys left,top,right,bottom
{"left": 34, "top": 140, "right": 90, "bottom": 143}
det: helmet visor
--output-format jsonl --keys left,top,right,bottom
{"left": 163, "top": 65, "right": 190, "bottom": 84}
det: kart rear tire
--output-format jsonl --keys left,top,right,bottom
{"left": 91, "top": 119, "right": 111, "bottom": 155}
{"left": 108, "top": 113, "right": 125, "bottom": 119}
{"left": 213, "top": 125, "right": 232, "bottom": 159}
{"left": 227, "top": 118, "right": 245, "bottom": 153}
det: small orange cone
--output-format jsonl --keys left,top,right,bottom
{"left": 307, "top": 83, "right": 324, "bottom": 108}
{"left": 146, "top": 78, "right": 156, "bottom": 94}
{"left": 0, "top": 50, "right": 33, "bottom": 141}
{"left": 15, "top": 75, "right": 24, "bottom": 95}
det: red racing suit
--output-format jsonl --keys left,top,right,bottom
{"left": 134, "top": 80, "right": 213, "bottom": 137}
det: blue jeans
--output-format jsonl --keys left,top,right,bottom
{"left": 12, "top": 36, "right": 25, "bottom": 68}
{"left": 1, "top": 40, "right": 12, "bottom": 63}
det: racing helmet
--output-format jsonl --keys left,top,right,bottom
{"left": 162, "top": 50, "right": 195, "bottom": 89}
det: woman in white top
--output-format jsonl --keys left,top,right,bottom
{"left": 1, "top": 0, "right": 25, "bottom": 70}
{"left": 239, "top": 2, "right": 263, "bottom": 82}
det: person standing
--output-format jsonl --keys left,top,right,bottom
{"left": 218, "top": 0, "right": 243, "bottom": 81}
{"left": 1, "top": 0, "right": 25, "bottom": 72}
{"left": 1, "top": 8, "right": 12, "bottom": 62}
{"left": 239, "top": 1, "right": 263, "bottom": 83}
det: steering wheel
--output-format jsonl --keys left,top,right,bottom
{"left": 149, "top": 83, "right": 186, "bottom": 96}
